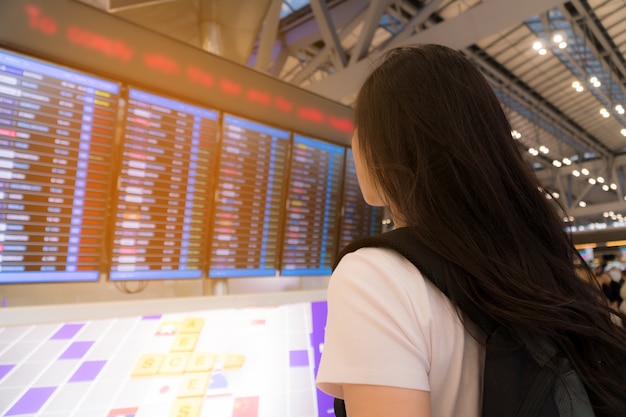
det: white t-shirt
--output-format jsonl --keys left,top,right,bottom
{"left": 316, "top": 247, "right": 484, "bottom": 417}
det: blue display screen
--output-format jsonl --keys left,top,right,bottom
{"left": 281, "top": 135, "right": 344, "bottom": 276}
{"left": 0, "top": 49, "right": 119, "bottom": 283}
{"left": 108, "top": 88, "right": 218, "bottom": 281}
{"left": 209, "top": 114, "right": 290, "bottom": 278}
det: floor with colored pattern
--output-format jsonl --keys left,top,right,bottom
{"left": 0, "top": 301, "right": 332, "bottom": 417}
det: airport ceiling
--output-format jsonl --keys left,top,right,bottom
{"left": 79, "top": 0, "right": 626, "bottom": 232}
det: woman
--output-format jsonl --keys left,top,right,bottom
{"left": 316, "top": 45, "right": 626, "bottom": 417}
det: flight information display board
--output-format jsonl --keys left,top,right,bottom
{"left": 209, "top": 115, "right": 290, "bottom": 278}
{"left": 109, "top": 88, "right": 218, "bottom": 280}
{"left": 0, "top": 48, "right": 119, "bottom": 283}
{"left": 281, "top": 135, "right": 344, "bottom": 276}
{"left": 338, "top": 149, "right": 384, "bottom": 250}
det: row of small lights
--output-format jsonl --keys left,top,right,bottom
{"left": 518, "top": 34, "right": 625, "bottom": 211}
{"left": 532, "top": 33, "right": 568, "bottom": 55}
{"left": 563, "top": 211, "right": 626, "bottom": 230}
{"left": 564, "top": 214, "right": 626, "bottom": 230}
{"left": 566, "top": 221, "right": 626, "bottom": 232}
{"left": 604, "top": 211, "right": 626, "bottom": 221}
{"left": 533, "top": 35, "right": 626, "bottom": 139}
{"left": 529, "top": 35, "right": 626, "bottom": 226}
{"left": 571, "top": 83, "right": 626, "bottom": 137}
{"left": 512, "top": 130, "right": 561, "bottom": 167}
{"left": 572, "top": 169, "right": 619, "bottom": 208}
{"left": 518, "top": 131, "right": 622, "bottom": 210}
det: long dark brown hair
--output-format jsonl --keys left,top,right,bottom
{"left": 354, "top": 44, "right": 626, "bottom": 416}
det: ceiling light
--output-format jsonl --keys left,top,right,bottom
{"left": 589, "top": 76, "right": 602, "bottom": 87}
{"left": 579, "top": 201, "right": 587, "bottom": 207}
{"left": 539, "top": 145, "right": 549, "bottom": 154}
{"left": 621, "top": 129, "right": 626, "bottom": 137}
{"left": 572, "top": 170, "right": 580, "bottom": 177}
{"left": 528, "top": 148, "right": 539, "bottom": 156}
{"left": 533, "top": 41, "right": 543, "bottom": 50}
{"left": 572, "top": 81, "right": 581, "bottom": 89}
{"left": 600, "top": 108, "right": 610, "bottom": 118}
{"left": 553, "top": 34, "right": 564, "bottom": 43}
{"left": 552, "top": 192, "right": 560, "bottom": 198}
{"left": 562, "top": 157, "right": 571, "bottom": 165}
{"left": 546, "top": 194, "right": 553, "bottom": 199}
{"left": 604, "top": 212, "right": 610, "bottom": 218}
{"left": 588, "top": 178, "right": 596, "bottom": 184}
{"left": 511, "top": 130, "right": 521, "bottom": 139}
{"left": 616, "top": 104, "right": 625, "bottom": 114}
{"left": 552, "top": 160, "right": 562, "bottom": 167}
{"left": 597, "top": 176, "right": 605, "bottom": 183}
{"left": 602, "top": 184, "right": 610, "bottom": 191}
{"left": 575, "top": 85, "right": 584, "bottom": 92}
{"left": 581, "top": 168, "right": 589, "bottom": 175}
{"left": 610, "top": 183, "right": 617, "bottom": 190}
{"left": 558, "top": 41, "right": 567, "bottom": 49}
{"left": 538, "top": 48, "right": 547, "bottom": 56}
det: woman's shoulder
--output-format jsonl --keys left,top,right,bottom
{"left": 333, "top": 247, "right": 431, "bottom": 295}
{"left": 332, "top": 246, "right": 460, "bottom": 324}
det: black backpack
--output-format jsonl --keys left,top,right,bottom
{"left": 331, "top": 227, "right": 594, "bottom": 417}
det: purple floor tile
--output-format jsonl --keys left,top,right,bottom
{"left": 59, "top": 341, "right": 94, "bottom": 360}
{"left": 69, "top": 360, "right": 107, "bottom": 382}
{"left": 50, "top": 324, "right": 84, "bottom": 340}
{"left": 141, "top": 314, "right": 161, "bottom": 320}
{"left": 4, "top": 386, "right": 56, "bottom": 416}
{"left": 0, "top": 364, "right": 15, "bottom": 380}
{"left": 289, "top": 350, "right": 309, "bottom": 367}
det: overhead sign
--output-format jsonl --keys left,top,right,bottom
{"left": 0, "top": 0, "right": 353, "bottom": 144}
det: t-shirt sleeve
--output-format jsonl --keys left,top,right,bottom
{"left": 316, "top": 248, "right": 434, "bottom": 399}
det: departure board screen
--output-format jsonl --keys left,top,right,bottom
{"left": 109, "top": 88, "right": 218, "bottom": 280}
{"left": 0, "top": 49, "right": 119, "bottom": 283}
{"left": 338, "top": 149, "right": 384, "bottom": 250}
{"left": 209, "top": 115, "right": 290, "bottom": 278}
{"left": 281, "top": 135, "right": 344, "bottom": 276}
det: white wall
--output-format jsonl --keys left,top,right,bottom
{"left": 0, "top": 275, "right": 330, "bottom": 307}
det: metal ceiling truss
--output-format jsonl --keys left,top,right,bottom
{"left": 532, "top": 7, "right": 626, "bottom": 129}
{"left": 465, "top": 47, "right": 612, "bottom": 160}
{"left": 564, "top": 0, "right": 626, "bottom": 98}
{"left": 276, "top": 0, "right": 446, "bottom": 87}
{"left": 283, "top": 5, "right": 369, "bottom": 85}
{"left": 267, "top": 0, "right": 625, "bottom": 221}
{"left": 464, "top": 47, "right": 626, "bottom": 216}
{"left": 530, "top": 1, "right": 626, "bottom": 220}
{"left": 290, "top": 0, "right": 567, "bottom": 101}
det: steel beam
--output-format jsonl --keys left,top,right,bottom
{"left": 269, "top": 44, "right": 291, "bottom": 76}
{"left": 469, "top": 50, "right": 612, "bottom": 158}
{"left": 380, "top": 0, "right": 448, "bottom": 51}
{"left": 310, "top": 0, "right": 348, "bottom": 68}
{"left": 564, "top": 0, "right": 626, "bottom": 101}
{"left": 289, "top": 6, "right": 369, "bottom": 85}
{"left": 349, "top": 0, "right": 393, "bottom": 65}
{"left": 255, "top": 0, "right": 284, "bottom": 72}
{"left": 304, "top": 0, "right": 568, "bottom": 101}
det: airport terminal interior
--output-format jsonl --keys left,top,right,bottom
{"left": 1, "top": 0, "right": 626, "bottom": 416}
